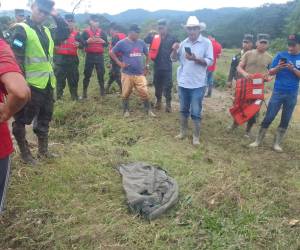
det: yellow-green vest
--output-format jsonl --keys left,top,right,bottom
{"left": 17, "top": 23, "right": 56, "bottom": 89}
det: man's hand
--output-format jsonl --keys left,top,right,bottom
{"left": 186, "top": 53, "right": 196, "bottom": 61}
{"left": 172, "top": 42, "right": 180, "bottom": 51}
{"left": 287, "top": 63, "right": 296, "bottom": 72}
{"left": 119, "top": 62, "right": 129, "bottom": 69}
{"left": 0, "top": 103, "right": 11, "bottom": 123}
{"left": 243, "top": 72, "right": 252, "bottom": 80}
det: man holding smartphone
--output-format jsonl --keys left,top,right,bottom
{"left": 229, "top": 34, "right": 273, "bottom": 137}
{"left": 171, "top": 16, "right": 213, "bottom": 145}
{"left": 250, "top": 34, "right": 300, "bottom": 152}
{"left": 10, "top": 0, "right": 70, "bottom": 164}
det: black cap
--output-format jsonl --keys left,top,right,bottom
{"left": 157, "top": 19, "right": 167, "bottom": 26}
{"left": 257, "top": 33, "right": 270, "bottom": 42}
{"left": 287, "top": 34, "right": 300, "bottom": 46}
{"left": 64, "top": 14, "right": 75, "bottom": 22}
{"left": 90, "top": 14, "right": 100, "bottom": 22}
{"left": 35, "top": 0, "right": 54, "bottom": 14}
{"left": 243, "top": 34, "right": 254, "bottom": 43}
{"left": 15, "top": 9, "right": 25, "bottom": 17}
{"left": 129, "top": 24, "right": 141, "bottom": 33}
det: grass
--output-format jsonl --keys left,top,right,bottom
{"left": 0, "top": 49, "right": 299, "bottom": 249}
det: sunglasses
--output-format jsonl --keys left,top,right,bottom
{"left": 259, "top": 41, "right": 268, "bottom": 44}
{"left": 187, "top": 27, "right": 199, "bottom": 31}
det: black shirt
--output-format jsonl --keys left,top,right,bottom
{"left": 81, "top": 29, "right": 108, "bottom": 63}
{"left": 144, "top": 33, "right": 178, "bottom": 71}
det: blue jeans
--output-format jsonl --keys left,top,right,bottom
{"left": 178, "top": 86, "right": 206, "bottom": 121}
{"left": 261, "top": 91, "right": 298, "bottom": 129}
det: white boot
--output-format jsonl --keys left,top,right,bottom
{"left": 273, "top": 127, "right": 286, "bottom": 152}
{"left": 249, "top": 127, "right": 267, "bottom": 148}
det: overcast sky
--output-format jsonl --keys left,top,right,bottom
{"left": 1, "top": 0, "right": 289, "bottom": 14}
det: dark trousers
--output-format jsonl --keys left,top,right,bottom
{"left": 153, "top": 69, "right": 173, "bottom": 103}
{"left": 83, "top": 56, "right": 105, "bottom": 94}
{"left": 106, "top": 63, "right": 122, "bottom": 92}
{"left": 0, "top": 156, "right": 11, "bottom": 214}
{"left": 55, "top": 63, "right": 79, "bottom": 100}
{"left": 13, "top": 86, "right": 54, "bottom": 139}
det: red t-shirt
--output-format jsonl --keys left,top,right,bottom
{"left": 208, "top": 38, "right": 222, "bottom": 72}
{"left": 0, "top": 39, "right": 22, "bottom": 159}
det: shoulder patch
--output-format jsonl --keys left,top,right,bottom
{"left": 13, "top": 39, "right": 23, "bottom": 48}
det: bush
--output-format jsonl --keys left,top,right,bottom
{"left": 214, "top": 71, "right": 227, "bottom": 88}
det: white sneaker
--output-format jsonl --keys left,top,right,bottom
{"left": 123, "top": 111, "right": 130, "bottom": 118}
{"left": 249, "top": 141, "right": 259, "bottom": 148}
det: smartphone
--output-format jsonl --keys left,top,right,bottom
{"left": 185, "top": 47, "right": 192, "bottom": 55}
{"left": 280, "top": 58, "right": 287, "bottom": 64}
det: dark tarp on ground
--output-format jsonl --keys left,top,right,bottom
{"left": 118, "top": 162, "right": 179, "bottom": 220}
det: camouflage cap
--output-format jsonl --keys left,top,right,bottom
{"left": 243, "top": 34, "right": 254, "bottom": 43}
{"left": 257, "top": 33, "right": 270, "bottom": 42}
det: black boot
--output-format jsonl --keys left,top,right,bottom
{"left": 37, "top": 136, "right": 57, "bottom": 159}
{"left": 154, "top": 98, "right": 162, "bottom": 110}
{"left": 165, "top": 100, "right": 172, "bottom": 113}
{"left": 12, "top": 123, "right": 36, "bottom": 165}
{"left": 123, "top": 99, "right": 130, "bottom": 117}
{"left": 99, "top": 82, "right": 105, "bottom": 97}
{"left": 144, "top": 100, "right": 156, "bottom": 117}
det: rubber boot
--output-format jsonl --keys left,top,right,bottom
{"left": 245, "top": 122, "right": 255, "bottom": 138}
{"left": 37, "top": 136, "right": 56, "bottom": 159}
{"left": 249, "top": 127, "right": 267, "bottom": 148}
{"left": 82, "top": 87, "right": 88, "bottom": 99}
{"left": 99, "top": 82, "right": 105, "bottom": 97}
{"left": 227, "top": 121, "right": 238, "bottom": 132}
{"left": 273, "top": 127, "right": 286, "bottom": 152}
{"left": 165, "top": 100, "right": 172, "bottom": 113}
{"left": 123, "top": 99, "right": 130, "bottom": 117}
{"left": 154, "top": 98, "right": 162, "bottom": 110}
{"left": 12, "top": 123, "right": 36, "bottom": 165}
{"left": 175, "top": 116, "right": 188, "bottom": 140}
{"left": 144, "top": 100, "right": 156, "bottom": 117}
{"left": 192, "top": 120, "right": 201, "bottom": 145}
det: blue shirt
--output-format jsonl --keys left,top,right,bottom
{"left": 176, "top": 35, "right": 213, "bottom": 89}
{"left": 272, "top": 51, "right": 300, "bottom": 93}
{"left": 112, "top": 38, "right": 148, "bottom": 76}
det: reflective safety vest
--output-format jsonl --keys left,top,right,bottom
{"left": 17, "top": 23, "right": 56, "bottom": 89}
{"left": 85, "top": 28, "right": 104, "bottom": 54}
{"left": 55, "top": 30, "right": 78, "bottom": 56}
{"left": 149, "top": 34, "right": 161, "bottom": 61}
{"left": 230, "top": 74, "right": 266, "bottom": 125}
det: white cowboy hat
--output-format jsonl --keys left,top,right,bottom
{"left": 184, "top": 16, "right": 206, "bottom": 31}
